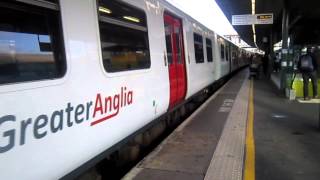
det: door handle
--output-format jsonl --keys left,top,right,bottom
{"left": 188, "top": 54, "right": 191, "bottom": 64}
{"left": 164, "top": 51, "right": 167, "bottom": 66}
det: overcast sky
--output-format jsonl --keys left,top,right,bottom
{"left": 166, "top": 0, "right": 238, "bottom": 36}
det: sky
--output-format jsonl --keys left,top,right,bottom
{"left": 166, "top": 0, "right": 238, "bottom": 36}
{"left": 0, "top": 32, "right": 40, "bottom": 53}
{"left": 0, "top": 32, "right": 52, "bottom": 54}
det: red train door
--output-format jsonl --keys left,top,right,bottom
{"left": 164, "top": 13, "right": 187, "bottom": 109}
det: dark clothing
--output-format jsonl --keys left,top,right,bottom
{"left": 249, "top": 55, "right": 253, "bottom": 64}
{"left": 298, "top": 53, "right": 318, "bottom": 73}
{"left": 262, "top": 55, "right": 268, "bottom": 75}
{"left": 302, "top": 71, "right": 318, "bottom": 98}
{"left": 274, "top": 61, "right": 280, "bottom": 72}
{"left": 298, "top": 53, "right": 318, "bottom": 98}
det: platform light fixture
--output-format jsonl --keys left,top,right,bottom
{"left": 99, "top": 6, "right": 112, "bottom": 14}
{"left": 251, "top": 0, "right": 258, "bottom": 48}
{"left": 251, "top": 0, "right": 255, "bottom": 14}
{"left": 123, "top": 16, "right": 140, "bottom": 23}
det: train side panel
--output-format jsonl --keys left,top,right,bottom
{"left": 184, "top": 24, "right": 216, "bottom": 99}
{"left": 0, "top": 0, "right": 249, "bottom": 179}
{"left": 0, "top": 0, "right": 170, "bottom": 179}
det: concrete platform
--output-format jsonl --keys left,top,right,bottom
{"left": 254, "top": 77, "right": 320, "bottom": 180}
{"left": 123, "top": 70, "right": 249, "bottom": 180}
{"left": 123, "top": 69, "right": 320, "bottom": 180}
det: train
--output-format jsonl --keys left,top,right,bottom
{"left": 0, "top": 0, "right": 251, "bottom": 179}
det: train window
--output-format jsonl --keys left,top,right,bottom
{"left": 174, "top": 26, "right": 183, "bottom": 64}
{"left": 220, "top": 44, "right": 225, "bottom": 60}
{"left": 0, "top": 1, "right": 66, "bottom": 85}
{"left": 232, "top": 51, "right": 236, "bottom": 61}
{"left": 226, "top": 45, "right": 229, "bottom": 61}
{"left": 193, "top": 33, "right": 204, "bottom": 63}
{"left": 206, "top": 38, "right": 213, "bottom": 62}
{"left": 165, "top": 24, "right": 173, "bottom": 64}
{"left": 98, "top": 0, "right": 150, "bottom": 72}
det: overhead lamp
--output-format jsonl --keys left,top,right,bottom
{"left": 99, "top": 6, "right": 112, "bottom": 14}
{"left": 251, "top": 0, "right": 257, "bottom": 48}
{"left": 123, "top": 16, "right": 140, "bottom": 23}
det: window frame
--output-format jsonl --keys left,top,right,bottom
{"left": 206, "top": 38, "right": 213, "bottom": 63}
{"left": 0, "top": 0, "right": 68, "bottom": 91}
{"left": 225, "top": 44, "right": 230, "bottom": 61}
{"left": 16, "top": 0, "right": 59, "bottom": 10}
{"left": 96, "top": 0, "right": 152, "bottom": 77}
{"left": 220, "top": 43, "right": 225, "bottom": 60}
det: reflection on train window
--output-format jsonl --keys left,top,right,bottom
{"left": 174, "top": 27, "right": 182, "bottom": 64}
{"left": 98, "top": 0, "right": 150, "bottom": 72}
{"left": 232, "top": 51, "right": 237, "bottom": 62}
{"left": 45, "top": 0, "right": 57, "bottom": 3}
{"left": 193, "top": 33, "right": 204, "bottom": 63}
{"left": 165, "top": 24, "right": 173, "bottom": 64}
{"left": 0, "top": 1, "right": 66, "bottom": 85}
{"left": 206, "top": 38, "right": 213, "bottom": 62}
{"left": 220, "top": 44, "right": 225, "bottom": 59}
{"left": 226, "top": 45, "right": 229, "bottom": 61}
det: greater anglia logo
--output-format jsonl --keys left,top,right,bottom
{"left": 0, "top": 87, "right": 134, "bottom": 153}
{"left": 92, "top": 87, "right": 133, "bottom": 126}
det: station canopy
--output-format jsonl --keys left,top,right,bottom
{"left": 215, "top": 0, "right": 320, "bottom": 49}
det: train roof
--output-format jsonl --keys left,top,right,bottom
{"left": 158, "top": 0, "right": 241, "bottom": 48}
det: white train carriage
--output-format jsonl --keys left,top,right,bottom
{"left": 0, "top": 0, "right": 249, "bottom": 179}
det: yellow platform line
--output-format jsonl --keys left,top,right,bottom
{"left": 244, "top": 80, "right": 255, "bottom": 180}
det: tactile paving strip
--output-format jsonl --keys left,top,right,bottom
{"left": 204, "top": 78, "right": 249, "bottom": 180}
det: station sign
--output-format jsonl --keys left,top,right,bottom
{"left": 232, "top": 13, "right": 273, "bottom": 25}
{"left": 256, "top": 14, "right": 273, "bottom": 24}
{"left": 232, "top": 14, "right": 254, "bottom": 25}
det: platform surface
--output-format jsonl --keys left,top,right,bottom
{"left": 123, "top": 69, "right": 320, "bottom": 180}
{"left": 123, "top": 70, "right": 249, "bottom": 180}
{"left": 254, "top": 77, "right": 320, "bottom": 180}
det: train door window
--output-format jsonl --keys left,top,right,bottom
{"left": 174, "top": 26, "right": 182, "bottom": 64}
{"left": 165, "top": 24, "right": 173, "bottom": 64}
{"left": 193, "top": 33, "right": 204, "bottom": 63}
{"left": 232, "top": 51, "right": 236, "bottom": 61}
{"left": 226, "top": 44, "right": 229, "bottom": 61}
{"left": 220, "top": 44, "right": 225, "bottom": 60}
{"left": 206, "top": 38, "right": 213, "bottom": 62}
{"left": 98, "top": 0, "right": 150, "bottom": 73}
{"left": 0, "top": 1, "right": 66, "bottom": 85}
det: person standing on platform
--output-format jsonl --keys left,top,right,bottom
{"left": 262, "top": 54, "right": 268, "bottom": 76}
{"left": 274, "top": 53, "right": 280, "bottom": 72}
{"left": 267, "top": 53, "right": 273, "bottom": 78}
{"left": 298, "top": 47, "right": 318, "bottom": 100}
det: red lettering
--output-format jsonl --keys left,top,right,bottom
{"left": 113, "top": 94, "right": 120, "bottom": 113}
{"left": 124, "top": 87, "right": 127, "bottom": 106}
{"left": 91, "top": 87, "right": 134, "bottom": 126}
{"left": 128, "top": 91, "right": 133, "bottom": 105}
{"left": 93, "top": 94, "right": 103, "bottom": 118}
{"left": 121, "top": 87, "right": 124, "bottom": 107}
{"left": 104, "top": 96, "right": 112, "bottom": 113}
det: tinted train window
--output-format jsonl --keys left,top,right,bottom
{"left": 206, "top": 38, "right": 213, "bottom": 62}
{"left": 226, "top": 45, "right": 229, "bottom": 61}
{"left": 165, "top": 24, "right": 173, "bottom": 64}
{"left": 174, "top": 26, "right": 183, "bottom": 64}
{"left": 193, "top": 33, "right": 204, "bottom": 63}
{"left": 220, "top": 44, "right": 225, "bottom": 59}
{"left": 98, "top": 0, "right": 150, "bottom": 72}
{"left": 0, "top": 1, "right": 66, "bottom": 85}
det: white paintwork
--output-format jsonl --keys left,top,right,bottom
{"left": 0, "top": 0, "right": 249, "bottom": 179}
